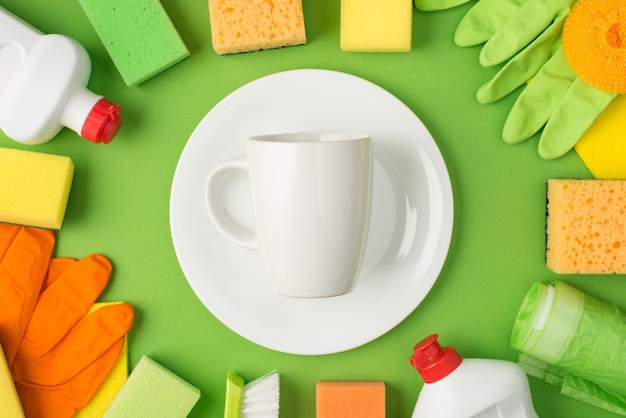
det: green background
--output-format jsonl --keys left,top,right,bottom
{"left": 2, "top": 0, "right": 624, "bottom": 416}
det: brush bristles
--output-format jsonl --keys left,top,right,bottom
{"left": 241, "top": 371, "right": 280, "bottom": 418}
{"left": 563, "top": 0, "right": 626, "bottom": 93}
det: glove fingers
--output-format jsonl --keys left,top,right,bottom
{"left": 538, "top": 80, "right": 618, "bottom": 159}
{"left": 16, "top": 338, "right": 125, "bottom": 418}
{"left": 14, "top": 303, "right": 133, "bottom": 386}
{"left": 22, "top": 254, "right": 112, "bottom": 355}
{"left": 0, "top": 225, "right": 54, "bottom": 365}
{"left": 415, "top": 0, "right": 471, "bottom": 11}
{"left": 503, "top": 46, "right": 575, "bottom": 144}
{"left": 42, "top": 258, "right": 77, "bottom": 291}
{"left": 476, "top": 24, "right": 563, "bottom": 103}
{"left": 454, "top": 0, "right": 528, "bottom": 47}
{"left": 479, "top": 4, "right": 568, "bottom": 67}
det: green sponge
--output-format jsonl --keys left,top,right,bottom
{"left": 103, "top": 355, "right": 200, "bottom": 417}
{"left": 78, "top": 0, "right": 190, "bottom": 86}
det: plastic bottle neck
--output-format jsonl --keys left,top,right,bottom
{"left": 60, "top": 88, "right": 121, "bottom": 144}
{"left": 410, "top": 334, "right": 463, "bottom": 383}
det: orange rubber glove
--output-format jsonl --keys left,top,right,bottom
{"left": 0, "top": 224, "right": 134, "bottom": 417}
{"left": 0, "top": 224, "right": 54, "bottom": 366}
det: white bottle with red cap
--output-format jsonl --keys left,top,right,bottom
{"left": 409, "top": 334, "right": 539, "bottom": 418}
{"left": 0, "top": 6, "right": 121, "bottom": 145}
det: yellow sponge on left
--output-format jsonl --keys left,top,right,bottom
{"left": 0, "top": 147, "right": 73, "bottom": 229}
{"left": 0, "top": 343, "right": 25, "bottom": 418}
{"left": 341, "top": 0, "right": 412, "bottom": 52}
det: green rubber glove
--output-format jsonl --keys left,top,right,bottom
{"left": 502, "top": 46, "right": 617, "bottom": 159}
{"left": 475, "top": 16, "right": 565, "bottom": 104}
{"left": 414, "top": 0, "right": 471, "bottom": 11}
{"left": 455, "top": 0, "right": 577, "bottom": 67}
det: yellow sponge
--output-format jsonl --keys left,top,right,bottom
{"left": 575, "top": 95, "right": 626, "bottom": 179}
{"left": 316, "top": 381, "right": 386, "bottom": 417}
{"left": 0, "top": 343, "right": 24, "bottom": 417}
{"left": 0, "top": 147, "right": 73, "bottom": 229}
{"left": 76, "top": 303, "right": 129, "bottom": 418}
{"left": 340, "top": 0, "right": 412, "bottom": 52}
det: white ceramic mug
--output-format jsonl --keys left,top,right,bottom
{"left": 205, "top": 132, "right": 373, "bottom": 298}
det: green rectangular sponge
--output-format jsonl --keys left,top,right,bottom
{"left": 79, "top": 0, "right": 190, "bottom": 87}
{"left": 104, "top": 355, "right": 200, "bottom": 418}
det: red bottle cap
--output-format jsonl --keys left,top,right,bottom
{"left": 81, "top": 98, "right": 122, "bottom": 144}
{"left": 409, "top": 334, "right": 462, "bottom": 383}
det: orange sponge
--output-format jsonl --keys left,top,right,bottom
{"left": 563, "top": 0, "right": 626, "bottom": 93}
{"left": 316, "top": 381, "right": 385, "bottom": 418}
{"left": 546, "top": 179, "right": 626, "bottom": 274}
{"left": 208, "top": 0, "right": 307, "bottom": 55}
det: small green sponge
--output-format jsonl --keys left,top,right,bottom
{"left": 78, "top": 0, "right": 190, "bottom": 86}
{"left": 103, "top": 355, "right": 200, "bottom": 418}
{"left": 0, "top": 147, "right": 73, "bottom": 229}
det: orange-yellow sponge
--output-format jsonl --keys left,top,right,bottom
{"left": 208, "top": 0, "right": 307, "bottom": 55}
{"left": 316, "top": 381, "right": 385, "bottom": 418}
{"left": 563, "top": 0, "right": 626, "bottom": 94}
{"left": 0, "top": 147, "right": 73, "bottom": 229}
{"left": 546, "top": 179, "right": 626, "bottom": 274}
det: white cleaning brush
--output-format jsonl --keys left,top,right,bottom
{"left": 224, "top": 370, "right": 280, "bottom": 418}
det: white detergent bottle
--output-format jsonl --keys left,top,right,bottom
{"left": 0, "top": 6, "right": 121, "bottom": 145}
{"left": 410, "top": 334, "right": 539, "bottom": 418}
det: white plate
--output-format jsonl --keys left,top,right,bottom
{"left": 170, "top": 69, "right": 454, "bottom": 355}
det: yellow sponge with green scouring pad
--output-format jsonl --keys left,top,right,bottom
{"left": 0, "top": 343, "right": 24, "bottom": 418}
{"left": 0, "top": 147, "right": 73, "bottom": 229}
{"left": 78, "top": 0, "right": 190, "bottom": 87}
{"left": 103, "top": 355, "right": 200, "bottom": 417}
{"left": 341, "top": 0, "right": 412, "bottom": 52}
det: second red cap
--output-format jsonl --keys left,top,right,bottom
{"left": 409, "top": 334, "right": 462, "bottom": 383}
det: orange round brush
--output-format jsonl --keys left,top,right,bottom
{"left": 563, "top": 0, "right": 626, "bottom": 94}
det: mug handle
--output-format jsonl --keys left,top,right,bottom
{"left": 205, "top": 156, "right": 257, "bottom": 250}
